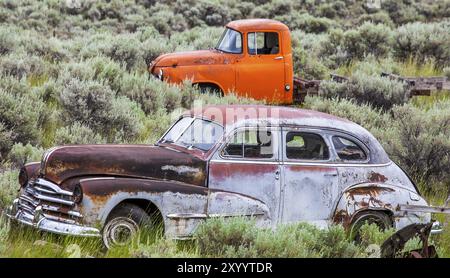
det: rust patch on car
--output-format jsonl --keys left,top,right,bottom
{"left": 347, "top": 185, "right": 394, "bottom": 198}
{"left": 368, "top": 171, "right": 388, "bottom": 183}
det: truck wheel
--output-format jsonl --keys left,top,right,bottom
{"left": 349, "top": 211, "right": 392, "bottom": 242}
{"left": 198, "top": 84, "right": 222, "bottom": 97}
{"left": 102, "top": 203, "right": 152, "bottom": 249}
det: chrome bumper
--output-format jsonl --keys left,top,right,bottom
{"left": 6, "top": 198, "right": 100, "bottom": 237}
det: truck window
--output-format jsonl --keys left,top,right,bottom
{"left": 222, "top": 129, "right": 274, "bottom": 159}
{"left": 216, "top": 28, "right": 242, "bottom": 54}
{"left": 247, "top": 32, "right": 279, "bottom": 55}
{"left": 285, "top": 132, "right": 329, "bottom": 160}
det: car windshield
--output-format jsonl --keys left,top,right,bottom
{"left": 160, "top": 117, "right": 224, "bottom": 151}
{"left": 216, "top": 28, "right": 242, "bottom": 54}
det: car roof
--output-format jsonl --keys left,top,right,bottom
{"left": 184, "top": 105, "right": 390, "bottom": 164}
{"left": 226, "top": 19, "right": 289, "bottom": 32}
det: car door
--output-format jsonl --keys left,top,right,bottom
{"left": 280, "top": 128, "right": 339, "bottom": 228}
{"left": 235, "top": 31, "right": 285, "bottom": 102}
{"left": 208, "top": 126, "right": 282, "bottom": 227}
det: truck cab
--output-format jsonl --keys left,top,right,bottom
{"left": 149, "top": 19, "right": 294, "bottom": 104}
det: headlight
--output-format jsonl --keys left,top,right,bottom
{"left": 158, "top": 69, "right": 164, "bottom": 80}
{"left": 73, "top": 185, "right": 83, "bottom": 203}
{"left": 18, "top": 167, "right": 28, "bottom": 188}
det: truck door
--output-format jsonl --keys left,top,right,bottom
{"left": 236, "top": 31, "right": 286, "bottom": 102}
{"left": 281, "top": 128, "right": 339, "bottom": 228}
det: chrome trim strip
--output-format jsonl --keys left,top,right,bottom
{"left": 35, "top": 178, "right": 73, "bottom": 196}
{"left": 167, "top": 212, "right": 265, "bottom": 219}
{"left": 26, "top": 188, "right": 74, "bottom": 206}
{"left": 79, "top": 177, "right": 116, "bottom": 182}
{"left": 167, "top": 213, "right": 206, "bottom": 219}
{"left": 34, "top": 185, "right": 56, "bottom": 195}
{"left": 210, "top": 159, "right": 392, "bottom": 168}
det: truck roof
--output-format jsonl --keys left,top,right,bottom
{"left": 226, "top": 19, "right": 289, "bottom": 32}
{"left": 184, "top": 105, "right": 390, "bottom": 164}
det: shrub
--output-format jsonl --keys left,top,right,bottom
{"left": 59, "top": 78, "right": 115, "bottom": 130}
{"left": 302, "top": 96, "right": 390, "bottom": 133}
{"left": 342, "top": 23, "right": 393, "bottom": 60}
{"left": 119, "top": 73, "right": 167, "bottom": 114}
{"left": 381, "top": 103, "right": 450, "bottom": 189}
{"left": 357, "top": 12, "right": 394, "bottom": 28}
{"left": 0, "top": 26, "right": 15, "bottom": 55}
{"left": 289, "top": 13, "right": 335, "bottom": 34}
{"left": 195, "top": 218, "right": 365, "bottom": 258}
{"left": 0, "top": 123, "right": 13, "bottom": 162}
{"left": 0, "top": 89, "right": 46, "bottom": 157}
{"left": 195, "top": 217, "right": 257, "bottom": 257}
{"left": 0, "top": 54, "right": 47, "bottom": 80}
{"left": 108, "top": 36, "right": 144, "bottom": 71}
{"left": 7, "top": 143, "right": 44, "bottom": 167}
{"left": 393, "top": 22, "right": 450, "bottom": 67}
{"left": 318, "top": 72, "right": 409, "bottom": 110}
{"left": 59, "top": 78, "right": 144, "bottom": 142}
{"left": 54, "top": 122, "right": 105, "bottom": 145}
{"left": 0, "top": 169, "right": 18, "bottom": 209}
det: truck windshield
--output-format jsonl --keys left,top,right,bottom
{"left": 160, "top": 117, "right": 224, "bottom": 151}
{"left": 216, "top": 28, "right": 242, "bottom": 54}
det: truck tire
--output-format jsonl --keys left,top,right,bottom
{"left": 349, "top": 211, "right": 392, "bottom": 242}
{"left": 102, "top": 203, "right": 152, "bottom": 249}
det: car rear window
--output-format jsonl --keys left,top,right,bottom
{"left": 332, "top": 136, "right": 367, "bottom": 161}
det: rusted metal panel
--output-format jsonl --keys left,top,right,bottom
{"left": 208, "top": 160, "right": 280, "bottom": 228}
{"left": 333, "top": 182, "right": 430, "bottom": 230}
{"left": 282, "top": 165, "right": 338, "bottom": 223}
{"left": 79, "top": 177, "right": 208, "bottom": 238}
{"left": 42, "top": 145, "right": 207, "bottom": 186}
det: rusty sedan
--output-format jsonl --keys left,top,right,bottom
{"left": 6, "top": 105, "right": 443, "bottom": 248}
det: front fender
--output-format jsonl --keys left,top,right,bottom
{"left": 78, "top": 177, "right": 208, "bottom": 234}
{"left": 333, "top": 183, "right": 430, "bottom": 230}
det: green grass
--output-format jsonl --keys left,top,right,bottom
{"left": 1, "top": 214, "right": 448, "bottom": 258}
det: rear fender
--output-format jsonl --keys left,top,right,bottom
{"left": 333, "top": 183, "right": 430, "bottom": 230}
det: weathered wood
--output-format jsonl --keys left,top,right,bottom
{"left": 293, "top": 72, "right": 449, "bottom": 103}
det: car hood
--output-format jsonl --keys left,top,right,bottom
{"left": 40, "top": 145, "right": 207, "bottom": 186}
{"left": 153, "top": 49, "right": 234, "bottom": 67}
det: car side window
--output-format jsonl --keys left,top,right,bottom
{"left": 222, "top": 128, "right": 274, "bottom": 159}
{"left": 285, "top": 132, "right": 329, "bottom": 160}
{"left": 248, "top": 32, "right": 279, "bottom": 55}
{"left": 332, "top": 136, "right": 367, "bottom": 161}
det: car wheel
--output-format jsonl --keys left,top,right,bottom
{"left": 349, "top": 211, "right": 392, "bottom": 242}
{"left": 102, "top": 203, "right": 151, "bottom": 249}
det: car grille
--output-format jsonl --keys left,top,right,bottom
{"left": 17, "top": 178, "right": 82, "bottom": 225}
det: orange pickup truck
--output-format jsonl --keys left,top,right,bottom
{"left": 149, "top": 19, "right": 310, "bottom": 104}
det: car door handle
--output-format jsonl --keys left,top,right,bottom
{"left": 324, "top": 173, "right": 338, "bottom": 177}
{"left": 274, "top": 56, "right": 283, "bottom": 60}
{"left": 275, "top": 170, "right": 280, "bottom": 180}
